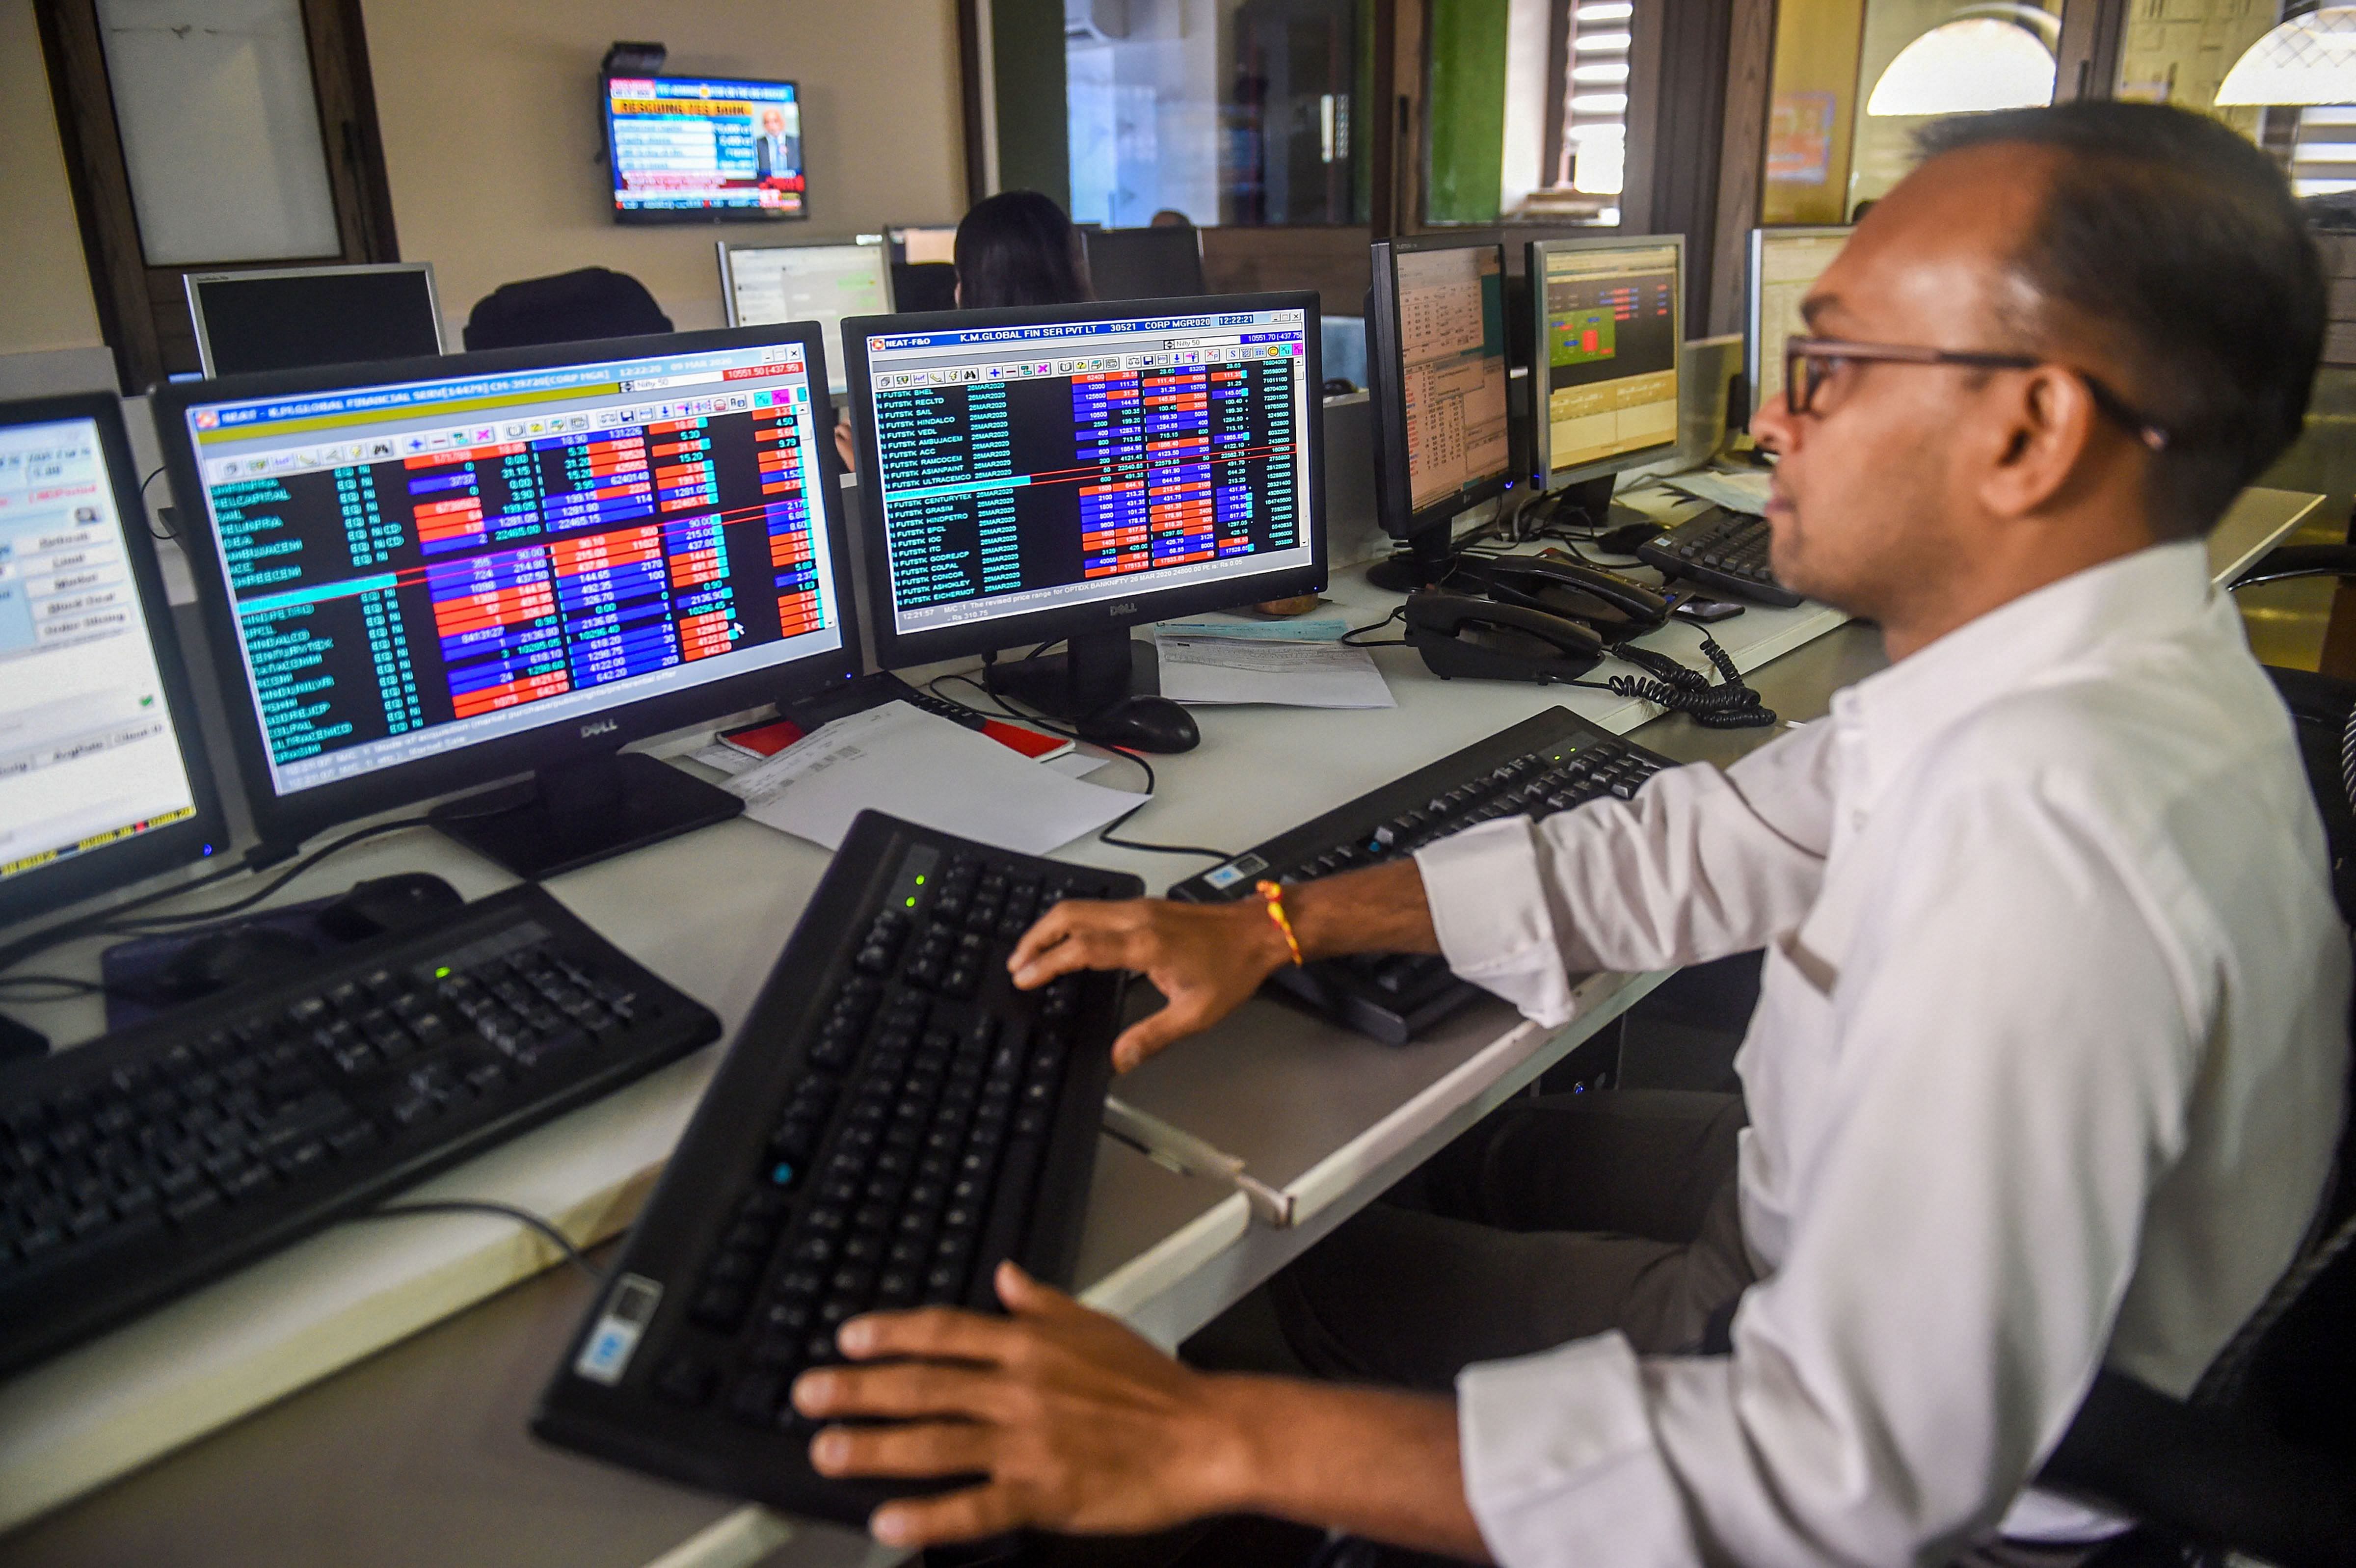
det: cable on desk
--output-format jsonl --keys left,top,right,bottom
{"left": 1341, "top": 605, "right": 1408, "bottom": 647}
{"left": 0, "top": 813, "right": 444, "bottom": 980}
{"left": 1574, "top": 637, "right": 1776, "bottom": 730}
{"left": 358, "top": 1199, "right": 609, "bottom": 1283}
{"left": 0, "top": 974, "right": 104, "bottom": 1000}
{"left": 929, "top": 672, "right": 1236, "bottom": 863}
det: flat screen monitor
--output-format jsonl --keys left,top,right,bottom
{"left": 1530, "top": 234, "right": 1684, "bottom": 491}
{"left": 1747, "top": 226, "right": 1851, "bottom": 422}
{"left": 890, "top": 226, "right": 958, "bottom": 266}
{"left": 0, "top": 394, "right": 225, "bottom": 926}
{"left": 186, "top": 264, "right": 444, "bottom": 379}
{"left": 604, "top": 75, "right": 805, "bottom": 223}
{"left": 1366, "top": 238, "right": 1512, "bottom": 550}
{"left": 154, "top": 327, "right": 858, "bottom": 877}
{"left": 718, "top": 239, "right": 894, "bottom": 393}
{"left": 843, "top": 293, "right": 1324, "bottom": 739}
{"left": 1082, "top": 227, "right": 1207, "bottom": 301}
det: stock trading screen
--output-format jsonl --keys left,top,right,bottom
{"left": 861, "top": 306, "right": 1316, "bottom": 638}
{"left": 1539, "top": 240, "right": 1681, "bottom": 478}
{"left": 181, "top": 342, "right": 841, "bottom": 799}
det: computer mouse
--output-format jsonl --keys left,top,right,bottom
{"left": 1077, "top": 695, "right": 1200, "bottom": 754}
{"left": 140, "top": 927, "right": 322, "bottom": 1004}
{"left": 319, "top": 872, "right": 466, "bottom": 943}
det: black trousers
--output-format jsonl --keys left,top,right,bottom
{"left": 1271, "top": 1088, "right": 1753, "bottom": 1392}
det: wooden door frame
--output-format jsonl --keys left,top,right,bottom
{"left": 35, "top": 0, "right": 401, "bottom": 393}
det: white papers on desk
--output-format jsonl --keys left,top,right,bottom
{"left": 1153, "top": 634, "right": 1395, "bottom": 708}
{"left": 1659, "top": 467, "right": 1772, "bottom": 515}
{"left": 1152, "top": 615, "right": 1350, "bottom": 642}
{"left": 723, "top": 702, "right": 1138, "bottom": 853}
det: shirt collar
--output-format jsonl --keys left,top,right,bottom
{"left": 1829, "top": 540, "right": 2218, "bottom": 808}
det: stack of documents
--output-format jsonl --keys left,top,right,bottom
{"left": 721, "top": 702, "right": 1139, "bottom": 853}
{"left": 1153, "top": 622, "right": 1394, "bottom": 709}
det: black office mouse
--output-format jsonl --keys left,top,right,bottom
{"left": 141, "top": 927, "right": 322, "bottom": 1004}
{"left": 1077, "top": 695, "right": 1200, "bottom": 754}
{"left": 319, "top": 872, "right": 466, "bottom": 943}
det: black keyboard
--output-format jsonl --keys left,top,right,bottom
{"left": 1636, "top": 505, "right": 1803, "bottom": 608}
{"left": 1168, "top": 709, "right": 1674, "bottom": 1044}
{"left": 533, "top": 811, "right": 1141, "bottom": 1524}
{"left": 0, "top": 884, "right": 719, "bottom": 1377}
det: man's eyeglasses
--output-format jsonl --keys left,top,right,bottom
{"left": 1781, "top": 336, "right": 2170, "bottom": 452}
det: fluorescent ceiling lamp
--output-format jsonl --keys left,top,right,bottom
{"left": 2217, "top": 7, "right": 2356, "bottom": 106}
{"left": 1868, "top": 14, "right": 2057, "bottom": 116}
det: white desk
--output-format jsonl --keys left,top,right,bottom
{"left": 0, "top": 485, "right": 2320, "bottom": 1566}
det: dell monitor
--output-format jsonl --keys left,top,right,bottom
{"left": 843, "top": 292, "right": 1325, "bottom": 751}
{"left": 1747, "top": 226, "right": 1851, "bottom": 424}
{"left": 1365, "top": 237, "right": 1513, "bottom": 586}
{"left": 1082, "top": 227, "right": 1208, "bottom": 301}
{"left": 0, "top": 394, "right": 226, "bottom": 929}
{"left": 154, "top": 327, "right": 859, "bottom": 879}
{"left": 718, "top": 239, "right": 895, "bottom": 394}
{"left": 604, "top": 75, "right": 805, "bottom": 223}
{"left": 186, "top": 264, "right": 445, "bottom": 379}
{"left": 1529, "top": 234, "right": 1684, "bottom": 527}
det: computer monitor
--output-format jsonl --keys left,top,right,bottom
{"left": 889, "top": 226, "right": 959, "bottom": 266}
{"left": 153, "top": 327, "right": 859, "bottom": 879}
{"left": 185, "top": 264, "right": 445, "bottom": 379}
{"left": 1365, "top": 237, "right": 1513, "bottom": 585}
{"left": 842, "top": 292, "right": 1325, "bottom": 750}
{"left": 1529, "top": 234, "right": 1684, "bottom": 523}
{"left": 718, "top": 239, "right": 895, "bottom": 394}
{"left": 1747, "top": 226, "right": 1851, "bottom": 423}
{"left": 604, "top": 75, "right": 804, "bottom": 223}
{"left": 0, "top": 394, "right": 226, "bottom": 928}
{"left": 1083, "top": 227, "right": 1208, "bottom": 301}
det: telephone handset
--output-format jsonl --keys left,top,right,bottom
{"left": 1450, "top": 556, "right": 1671, "bottom": 641}
{"left": 1403, "top": 589, "right": 1606, "bottom": 684}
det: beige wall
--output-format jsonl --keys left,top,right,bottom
{"left": 1, "top": 0, "right": 106, "bottom": 355}
{"left": 358, "top": 0, "right": 971, "bottom": 341}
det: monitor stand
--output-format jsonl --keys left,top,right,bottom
{"left": 430, "top": 752, "right": 744, "bottom": 881}
{"left": 985, "top": 630, "right": 1200, "bottom": 754}
{"left": 1365, "top": 517, "right": 1458, "bottom": 593}
{"left": 1547, "top": 474, "right": 1653, "bottom": 532}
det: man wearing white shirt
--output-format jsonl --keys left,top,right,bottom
{"left": 785, "top": 102, "right": 2348, "bottom": 1565}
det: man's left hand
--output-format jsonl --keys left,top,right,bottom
{"left": 790, "top": 1261, "right": 1256, "bottom": 1546}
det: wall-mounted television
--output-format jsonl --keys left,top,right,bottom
{"left": 604, "top": 75, "right": 805, "bottom": 224}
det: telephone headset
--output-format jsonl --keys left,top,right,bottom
{"left": 1392, "top": 554, "right": 1776, "bottom": 729}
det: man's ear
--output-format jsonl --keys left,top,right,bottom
{"left": 1977, "top": 366, "right": 2098, "bottom": 519}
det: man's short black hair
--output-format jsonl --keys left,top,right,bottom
{"left": 1918, "top": 102, "right": 2324, "bottom": 537}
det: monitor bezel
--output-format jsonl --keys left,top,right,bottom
{"left": 842, "top": 291, "right": 1327, "bottom": 675}
{"left": 603, "top": 73, "right": 807, "bottom": 227}
{"left": 1526, "top": 232, "right": 1687, "bottom": 493}
{"left": 1366, "top": 235, "right": 1515, "bottom": 542}
{"left": 184, "top": 262, "right": 446, "bottom": 379}
{"left": 153, "top": 325, "right": 861, "bottom": 856}
{"left": 1746, "top": 225, "right": 1853, "bottom": 412}
{"left": 715, "top": 236, "right": 896, "bottom": 329}
{"left": 0, "top": 393, "right": 230, "bottom": 928}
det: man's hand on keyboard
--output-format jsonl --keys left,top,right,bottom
{"left": 1007, "top": 896, "right": 1290, "bottom": 1070}
{"left": 1009, "top": 859, "right": 1444, "bottom": 1070}
{"left": 793, "top": 1260, "right": 1486, "bottom": 1557}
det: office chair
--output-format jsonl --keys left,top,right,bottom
{"left": 2030, "top": 543, "right": 2356, "bottom": 1568}
{"left": 460, "top": 266, "right": 672, "bottom": 351}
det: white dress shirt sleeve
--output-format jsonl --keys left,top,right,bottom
{"left": 1415, "top": 722, "right": 1838, "bottom": 1025}
{"left": 1452, "top": 783, "right": 2203, "bottom": 1567}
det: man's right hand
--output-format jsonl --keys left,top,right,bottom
{"left": 1006, "top": 859, "right": 1443, "bottom": 1071}
{"left": 1007, "top": 897, "right": 1292, "bottom": 1071}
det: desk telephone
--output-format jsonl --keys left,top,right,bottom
{"left": 1405, "top": 557, "right": 1671, "bottom": 685}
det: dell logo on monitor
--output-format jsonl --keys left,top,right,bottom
{"left": 579, "top": 719, "right": 620, "bottom": 739}
{"left": 1107, "top": 602, "right": 1137, "bottom": 616}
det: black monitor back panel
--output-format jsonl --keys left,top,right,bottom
{"left": 191, "top": 270, "right": 444, "bottom": 378}
{"left": 1083, "top": 228, "right": 1207, "bottom": 301}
